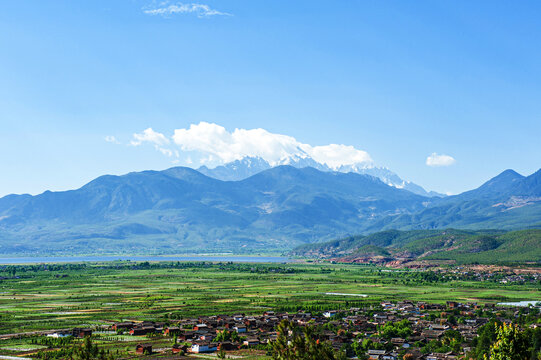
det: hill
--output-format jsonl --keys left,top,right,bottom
{"left": 290, "top": 228, "right": 541, "bottom": 264}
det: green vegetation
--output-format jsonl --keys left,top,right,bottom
{"left": 72, "top": 337, "right": 115, "bottom": 360}
{"left": 468, "top": 321, "right": 541, "bottom": 360}
{"left": 291, "top": 228, "right": 541, "bottom": 264}
{"left": 271, "top": 319, "right": 347, "bottom": 360}
{"left": 485, "top": 323, "right": 529, "bottom": 360}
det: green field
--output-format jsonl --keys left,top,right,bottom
{"left": 1, "top": 261, "right": 539, "bottom": 336}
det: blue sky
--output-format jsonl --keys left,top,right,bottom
{"left": 1, "top": 0, "right": 540, "bottom": 196}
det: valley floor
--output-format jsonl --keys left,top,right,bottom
{"left": 0, "top": 261, "right": 539, "bottom": 359}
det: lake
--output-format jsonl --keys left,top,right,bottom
{"left": 0, "top": 255, "right": 291, "bottom": 264}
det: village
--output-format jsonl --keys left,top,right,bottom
{"left": 30, "top": 300, "right": 539, "bottom": 360}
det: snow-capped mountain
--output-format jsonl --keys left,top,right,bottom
{"left": 197, "top": 156, "right": 444, "bottom": 197}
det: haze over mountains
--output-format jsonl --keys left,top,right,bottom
{"left": 0, "top": 164, "right": 540, "bottom": 256}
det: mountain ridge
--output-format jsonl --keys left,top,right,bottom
{"left": 0, "top": 166, "right": 429, "bottom": 255}
{"left": 0, "top": 166, "right": 540, "bottom": 256}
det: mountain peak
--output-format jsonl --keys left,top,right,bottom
{"left": 480, "top": 169, "right": 524, "bottom": 191}
{"left": 197, "top": 155, "right": 442, "bottom": 197}
{"left": 514, "top": 168, "right": 541, "bottom": 196}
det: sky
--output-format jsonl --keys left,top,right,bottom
{"left": 1, "top": 0, "right": 540, "bottom": 197}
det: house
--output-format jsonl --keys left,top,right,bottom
{"left": 112, "top": 322, "right": 134, "bottom": 331}
{"left": 243, "top": 338, "right": 260, "bottom": 346}
{"left": 164, "top": 327, "right": 181, "bottom": 336}
{"left": 422, "top": 330, "right": 444, "bottom": 340}
{"left": 191, "top": 342, "right": 218, "bottom": 353}
{"left": 430, "top": 324, "right": 449, "bottom": 331}
{"left": 323, "top": 311, "right": 338, "bottom": 318}
{"left": 178, "top": 331, "right": 195, "bottom": 341}
{"left": 234, "top": 324, "right": 247, "bottom": 333}
{"left": 425, "top": 352, "right": 457, "bottom": 360}
{"left": 72, "top": 328, "right": 92, "bottom": 338}
{"left": 172, "top": 344, "right": 188, "bottom": 354}
{"left": 367, "top": 349, "right": 387, "bottom": 359}
{"left": 218, "top": 342, "right": 238, "bottom": 351}
{"left": 383, "top": 352, "right": 399, "bottom": 360}
{"left": 198, "top": 333, "right": 215, "bottom": 341}
{"left": 130, "top": 326, "right": 156, "bottom": 336}
{"left": 194, "top": 323, "right": 209, "bottom": 331}
{"left": 135, "top": 344, "right": 152, "bottom": 355}
{"left": 446, "top": 301, "right": 458, "bottom": 309}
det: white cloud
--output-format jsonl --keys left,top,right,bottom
{"left": 130, "top": 128, "right": 170, "bottom": 147}
{"left": 426, "top": 153, "right": 456, "bottom": 167}
{"left": 104, "top": 135, "right": 119, "bottom": 144}
{"left": 169, "top": 122, "right": 373, "bottom": 169}
{"left": 130, "top": 128, "right": 177, "bottom": 158}
{"left": 143, "top": 2, "right": 232, "bottom": 18}
{"left": 157, "top": 147, "right": 174, "bottom": 157}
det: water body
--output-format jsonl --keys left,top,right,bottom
{"left": 0, "top": 255, "right": 290, "bottom": 264}
{"left": 497, "top": 300, "right": 540, "bottom": 307}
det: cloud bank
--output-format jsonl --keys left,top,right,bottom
{"left": 129, "top": 122, "right": 373, "bottom": 169}
{"left": 426, "top": 153, "right": 456, "bottom": 167}
{"left": 143, "top": 2, "right": 232, "bottom": 18}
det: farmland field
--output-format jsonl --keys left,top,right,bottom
{"left": 0, "top": 261, "right": 539, "bottom": 335}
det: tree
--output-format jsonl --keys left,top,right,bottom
{"left": 472, "top": 321, "right": 501, "bottom": 359}
{"left": 71, "top": 337, "right": 114, "bottom": 360}
{"left": 485, "top": 323, "right": 529, "bottom": 360}
{"left": 217, "top": 347, "right": 227, "bottom": 359}
{"left": 271, "top": 320, "right": 345, "bottom": 360}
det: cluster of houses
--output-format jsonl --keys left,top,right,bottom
{"left": 112, "top": 313, "right": 271, "bottom": 354}
{"left": 95, "top": 300, "right": 539, "bottom": 359}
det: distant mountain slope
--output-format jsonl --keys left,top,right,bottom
{"left": 197, "top": 156, "right": 444, "bottom": 197}
{"left": 291, "top": 228, "right": 541, "bottom": 264}
{"left": 367, "top": 169, "right": 541, "bottom": 232}
{"left": 0, "top": 166, "right": 429, "bottom": 255}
